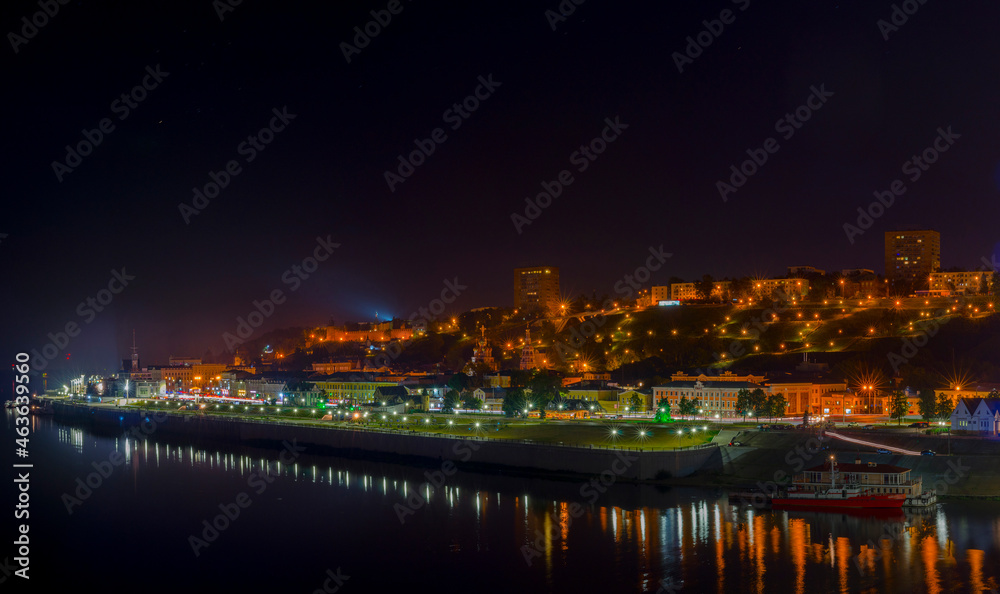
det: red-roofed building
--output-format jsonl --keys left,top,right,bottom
{"left": 793, "top": 456, "right": 924, "bottom": 500}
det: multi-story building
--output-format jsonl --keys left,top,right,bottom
{"left": 653, "top": 379, "right": 765, "bottom": 418}
{"left": 928, "top": 270, "right": 991, "bottom": 295}
{"left": 168, "top": 356, "right": 202, "bottom": 366}
{"left": 655, "top": 373, "right": 852, "bottom": 418}
{"left": 514, "top": 267, "right": 560, "bottom": 315}
{"left": 885, "top": 230, "right": 940, "bottom": 288}
{"left": 812, "top": 391, "right": 887, "bottom": 417}
{"left": 752, "top": 278, "right": 810, "bottom": 299}
{"left": 144, "top": 362, "right": 255, "bottom": 392}
{"left": 616, "top": 388, "right": 653, "bottom": 413}
{"left": 312, "top": 377, "right": 401, "bottom": 404}
{"left": 935, "top": 383, "right": 1000, "bottom": 412}
{"left": 670, "top": 281, "right": 731, "bottom": 301}
{"left": 765, "top": 375, "right": 847, "bottom": 415}
{"left": 788, "top": 265, "right": 825, "bottom": 276}
{"left": 324, "top": 320, "right": 413, "bottom": 342}
{"left": 670, "top": 371, "right": 766, "bottom": 384}
{"left": 472, "top": 387, "right": 507, "bottom": 412}
{"left": 134, "top": 380, "right": 166, "bottom": 398}
{"left": 838, "top": 270, "right": 880, "bottom": 299}
{"left": 651, "top": 286, "right": 671, "bottom": 302}
{"left": 217, "top": 371, "right": 304, "bottom": 402}
{"left": 311, "top": 361, "right": 357, "bottom": 374}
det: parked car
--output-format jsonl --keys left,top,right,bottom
{"left": 920, "top": 449, "right": 936, "bottom": 456}
{"left": 876, "top": 448, "right": 891, "bottom": 454}
{"left": 729, "top": 441, "right": 744, "bottom": 447}
{"left": 846, "top": 422, "right": 858, "bottom": 427}
{"left": 862, "top": 424, "right": 875, "bottom": 430}
{"left": 910, "top": 422, "right": 929, "bottom": 428}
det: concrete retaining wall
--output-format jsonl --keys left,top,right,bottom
{"left": 51, "top": 402, "right": 718, "bottom": 481}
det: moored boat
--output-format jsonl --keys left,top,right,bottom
{"left": 772, "top": 486, "right": 906, "bottom": 509}
{"left": 772, "top": 456, "right": 912, "bottom": 510}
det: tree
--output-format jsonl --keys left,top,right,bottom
{"left": 654, "top": 398, "right": 673, "bottom": 423}
{"left": 696, "top": 274, "right": 715, "bottom": 300}
{"left": 550, "top": 392, "right": 567, "bottom": 411}
{"left": 988, "top": 389, "right": 1000, "bottom": 401}
{"left": 628, "top": 393, "right": 643, "bottom": 414}
{"left": 917, "top": 388, "right": 937, "bottom": 420}
{"left": 766, "top": 393, "right": 787, "bottom": 422}
{"left": 462, "top": 394, "right": 483, "bottom": 411}
{"left": 502, "top": 388, "right": 527, "bottom": 417}
{"left": 889, "top": 390, "right": 909, "bottom": 424}
{"left": 730, "top": 277, "right": 753, "bottom": 301}
{"left": 447, "top": 374, "right": 470, "bottom": 393}
{"left": 750, "top": 388, "right": 768, "bottom": 420}
{"left": 935, "top": 393, "right": 954, "bottom": 420}
{"left": 735, "top": 388, "right": 752, "bottom": 422}
{"left": 528, "top": 373, "right": 562, "bottom": 418}
{"left": 442, "top": 390, "right": 460, "bottom": 414}
{"left": 678, "top": 395, "right": 699, "bottom": 419}
{"left": 507, "top": 370, "right": 532, "bottom": 388}
{"left": 802, "top": 409, "right": 811, "bottom": 427}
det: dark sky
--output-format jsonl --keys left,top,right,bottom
{"left": 4, "top": 0, "right": 1000, "bottom": 382}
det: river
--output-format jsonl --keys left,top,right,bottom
{"left": 3, "top": 413, "right": 999, "bottom": 593}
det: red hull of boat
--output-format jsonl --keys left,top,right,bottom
{"left": 772, "top": 495, "right": 905, "bottom": 509}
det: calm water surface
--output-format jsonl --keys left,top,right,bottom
{"left": 3, "top": 413, "right": 999, "bottom": 593}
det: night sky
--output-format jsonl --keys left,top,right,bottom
{"left": 4, "top": 0, "right": 1000, "bottom": 382}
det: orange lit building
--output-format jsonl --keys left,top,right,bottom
{"left": 311, "top": 361, "right": 358, "bottom": 374}
{"left": 752, "top": 278, "right": 810, "bottom": 299}
{"left": 766, "top": 376, "right": 848, "bottom": 415}
{"left": 928, "top": 270, "right": 991, "bottom": 295}
{"left": 653, "top": 380, "right": 766, "bottom": 419}
{"left": 514, "top": 266, "right": 560, "bottom": 315}
{"left": 324, "top": 320, "right": 413, "bottom": 342}
{"left": 670, "top": 281, "right": 730, "bottom": 301}
{"left": 884, "top": 229, "right": 940, "bottom": 288}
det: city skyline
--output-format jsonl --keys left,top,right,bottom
{"left": 16, "top": 222, "right": 998, "bottom": 377}
{"left": 9, "top": 4, "right": 1000, "bottom": 593}
{"left": 6, "top": 1, "right": 1000, "bottom": 377}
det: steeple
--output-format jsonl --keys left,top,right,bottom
{"left": 131, "top": 330, "right": 139, "bottom": 372}
{"left": 520, "top": 327, "right": 536, "bottom": 370}
{"left": 472, "top": 326, "right": 497, "bottom": 371}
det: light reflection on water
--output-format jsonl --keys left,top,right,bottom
{"left": 41, "top": 415, "right": 1000, "bottom": 593}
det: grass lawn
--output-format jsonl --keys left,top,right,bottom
{"left": 126, "top": 401, "right": 718, "bottom": 449}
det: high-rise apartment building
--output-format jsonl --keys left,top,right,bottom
{"left": 884, "top": 230, "right": 940, "bottom": 287}
{"left": 513, "top": 267, "right": 560, "bottom": 315}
